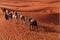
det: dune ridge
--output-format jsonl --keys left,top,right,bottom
{"left": 0, "top": 2, "right": 59, "bottom": 12}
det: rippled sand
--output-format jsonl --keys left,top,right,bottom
{"left": 0, "top": 0, "right": 60, "bottom": 40}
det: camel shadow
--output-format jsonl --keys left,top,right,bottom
{"left": 37, "top": 25, "right": 60, "bottom": 33}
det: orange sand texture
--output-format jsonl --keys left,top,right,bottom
{"left": 0, "top": 0, "right": 60, "bottom": 40}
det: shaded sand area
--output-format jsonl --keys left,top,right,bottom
{"left": 0, "top": 0, "right": 60, "bottom": 40}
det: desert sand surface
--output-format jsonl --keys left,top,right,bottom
{"left": 0, "top": 0, "right": 60, "bottom": 40}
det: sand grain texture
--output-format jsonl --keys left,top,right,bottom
{"left": 0, "top": 0, "right": 60, "bottom": 40}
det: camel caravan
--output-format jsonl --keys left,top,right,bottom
{"left": 0, "top": 8, "right": 38, "bottom": 31}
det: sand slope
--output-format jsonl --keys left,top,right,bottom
{"left": 0, "top": 0, "right": 60, "bottom": 40}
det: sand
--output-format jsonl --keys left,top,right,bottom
{"left": 0, "top": 0, "right": 60, "bottom": 40}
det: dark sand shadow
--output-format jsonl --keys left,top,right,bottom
{"left": 34, "top": 13, "right": 60, "bottom": 33}
{"left": 39, "top": 13, "right": 59, "bottom": 25}
{"left": 37, "top": 25, "right": 60, "bottom": 33}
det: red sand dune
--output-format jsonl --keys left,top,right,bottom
{"left": 0, "top": 0, "right": 60, "bottom": 40}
